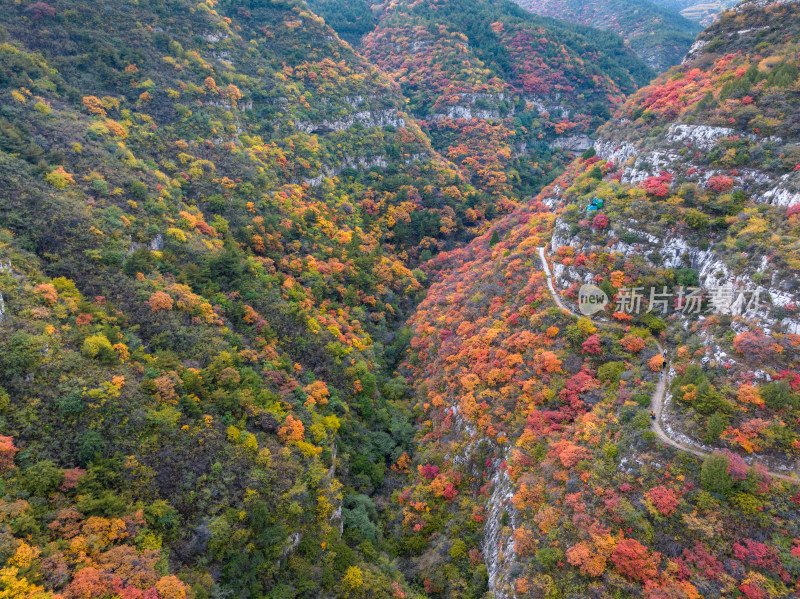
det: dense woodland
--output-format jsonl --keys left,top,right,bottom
{"left": 0, "top": 0, "right": 798, "bottom": 598}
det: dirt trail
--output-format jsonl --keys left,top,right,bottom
{"left": 537, "top": 247, "right": 799, "bottom": 484}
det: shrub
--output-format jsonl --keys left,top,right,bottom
{"left": 81, "top": 334, "right": 117, "bottom": 363}
{"left": 91, "top": 178, "right": 109, "bottom": 196}
{"left": 639, "top": 312, "right": 666, "bottom": 334}
{"left": 646, "top": 485, "right": 680, "bottom": 516}
{"left": 761, "top": 380, "right": 799, "bottom": 410}
{"left": 77, "top": 431, "right": 105, "bottom": 466}
{"left": 704, "top": 413, "right": 728, "bottom": 442}
{"left": 700, "top": 452, "right": 734, "bottom": 496}
{"left": 611, "top": 538, "right": 658, "bottom": 581}
{"left": 0, "top": 436, "right": 18, "bottom": 473}
{"left": 44, "top": 166, "right": 75, "bottom": 189}
{"left": 707, "top": 175, "right": 734, "bottom": 193}
{"left": 148, "top": 291, "right": 174, "bottom": 312}
{"left": 341, "top": 566, "right": 364, "bottom": 592}
{"left": 2, "top": 332, "right": 41, "bottom": 377}
{"left": 694, "top": 379, "right": 728, "bottom": 415}
{"left": 536, "top": 546, "right": 564, "bottom": 570}
{"left": 733, "top": 331, "right": 780, "bottom": 361}
{"left": 684, "top": 209, "right": 709, "bottom": 230}
{"left": 129, "top": 181, "right": 148, "bottom": 201}
{"left": 57, "top": 390, "right": 85, "bottom": 415}
{"left": 22, "top": 460, "right": 64, "bottom": 496}
{"left": 581, "top": 334, "right": 602, "bottom": 354}
{"left": 674, "top": 268, "right": 699, "bottom": 287}
{"left": 598, "top": 361, "right": 625, "bottom": 384}
{"left": 592, "top": 213, "right": 609, "bottom": 229}
{"left": 644, "top": 171, "right": 672, "bottom": 197}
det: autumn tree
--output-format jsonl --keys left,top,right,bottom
{"left": 707, "top": 175, "right": 734, "bottom": 193}
{"left": 646, "top": 486, "right": 679, "bottom": 517}
{"left": 33, "top": 282, "right": 58, "bottom": 305}
{"left": 581, "top": 334, "right": 602, "bottom": 355}
{"left": 643, "top": 172, "right": 672, "bottom": 197}
{"left": 82, "top": 334, "right": 117, "bottom": 363}
{"left": 278, "top": 414, "right": 305, "bottom": 444}
{"left": 649, "top": 355, "right": 664, "bottom": 372}
{"left": 733, "top": 331, "right": 780, "bottom": 361}
{"left": 611, "top": 538, "right": 659, "bottom": 581}
{"left": 513, "top": 527, "right": 536, "bottom": 556}
{"left": 27, "top": 2, "right": 56, "bottom": 18}
{"left": 82, "top": 95, "right": 106, "bottom": 116}
{"left": 567, "top": 541, "right": 607, "bottom": 577}
{"left": 620, "top": 334, "right": 646, "bottom": 353}
{"left": 0, "top": 436, "right": 18, "bottom": 473}
{"left": 592, "top": 213, "right": 609, "bottom": 229}
{"left": 148, "top": 291, "right": 174, "bottom": 312}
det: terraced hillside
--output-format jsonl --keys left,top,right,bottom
{"left": 510, "top": 0, "right": 702, "bottom": 71}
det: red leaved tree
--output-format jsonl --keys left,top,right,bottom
{"left": 733, "top": 331, "right": 780, "bottom": 361}
{"left": 0, "top": 436, "right": 18, "bottom": 473}
{"left": 592, "top": 213, "right": 609, "bottom": 230}
{"left": 582, "top": 334, "right": 602, "bottom": 355}
{"left": 611, "top": 538, "right": 659, "bottom": 581}
{"left": 707, "top": 175, "right": 734, "bottom": 193}
{"left": 646, "top": 486, "right": 680, "bottom": 516}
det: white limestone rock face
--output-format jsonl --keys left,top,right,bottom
{"left": 666, "top": 124, "right": 734, "bottom": 150}
{"left": 552, "top": 216, "right": 800, "bottom": 338}
{"left": 296, "top": 109, "right": 405, "bottom": 134}
{"left": 302, "top": 155, "right": 393, "bottom": 186}
{"left": 594, "top": 140, "right": 637, "bottom": 165}
{"left": 592, "top": 116, "right": 799, "bottom": 211}
{"left": 430, "top": 105, "right": 501, "bottom": 120}
{"left": 482, "top": 456, "right": 517, "bottom": 599}
{"left": 550, "top": 134, "right": 593, "bottom": 152}
{"left": 762, "top": 172, "right": 800, "bottom": 206}
{"left": 683, "top": 39, "right": 709, "bottom": 63}
{"left": 737, "top": 0, "right": 800, "bottom": 11}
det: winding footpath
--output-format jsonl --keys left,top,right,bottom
{"left": 537, "top": 247, "right": 799, "bottom": 484}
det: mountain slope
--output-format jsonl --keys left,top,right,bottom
{"left": 358, "top": 0, "right": 653, "bottom": 210}
{"left": 556, "top": 0, "right": 800, "bottom": 468}
{"left": 510, "top": 0, "right": 702, "bottom": 72}
{"left": 389, "top": 0, "right": 800, "bottom": 597}
{"left": 0, "top": 0, "right": 504, "bottom": 596}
